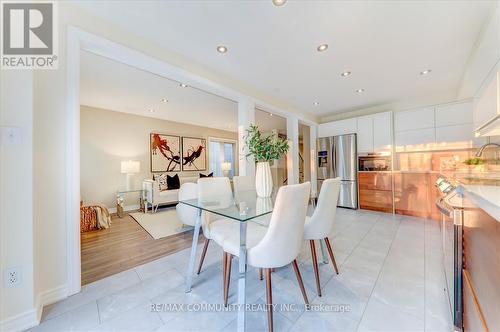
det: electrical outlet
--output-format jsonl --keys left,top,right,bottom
{"left": 4, "top": 267, "right": 22, "bottom": 288}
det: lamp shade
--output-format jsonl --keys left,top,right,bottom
{"left": 121, "top": 160, "right": 140, "bottom": 174}
{"left": 221, "top": 162, "right": 232, "bottom": 171}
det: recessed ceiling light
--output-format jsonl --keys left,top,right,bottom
{"left": 317, "top": 44, "right": 328, "bottom": 52}
{"left": 341, "top": 71, "right": 351, "bottom": 77}
{"left": 149, "top": 109, "right": 155, "bottom": 113}
{"left": 313, "top": 102, "right": 320, "bottom": 106}
{"left": 216, "top": 45, "right": 228, "bottom": 54}
{"left": 272, "top": 0, "right": 287, "bottom": 6}
{"left": 179, "top": 83, "right": 188, "bottom": 88}
{"left": 160, "top": 98, "right": 168, "bottom": 103}
{"left": 420, "top": 69, "right": 432, "bottom": 75}
{"left": 356, "top": 89, "right": 365, "bottom": 93}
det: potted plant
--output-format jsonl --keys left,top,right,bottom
{"left": 245, "top": 124, "right": 289, "bottom": 197}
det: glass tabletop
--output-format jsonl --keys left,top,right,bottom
{"left": 179, "top": 190, "right": 276, "bottom": 222}
{"left": 117, "top": 188, "right": 144, "bottom": 194}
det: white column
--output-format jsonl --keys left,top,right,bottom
{"left": 238, "top": 99, "right": 255, "bottom": 177}
{"left": 310, "top": 125, "right": 318, "bottom": 196}
{"left": 286, "top": 116, "right": 299, "bottom": 185}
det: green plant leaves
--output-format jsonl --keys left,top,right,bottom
{"left": 245, "top": 124, "right": 290, "bottom": 162}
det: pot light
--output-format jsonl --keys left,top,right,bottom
{"left": 356, "top": 89, "right": 365, "bottom": 93}
{"left": 216, "top": 45, "right": 228, "bottom": 54}
{"left": 149, "top": 109, "right": 155, "bottom": 113}
{"left": 160, "top": 98, "right": 168, "bottom": 103}
{"left": 420, "top": 69, "right": 432, "bottom": 75}
{"left": 317, "top": 44, "right": 328, "bottom": 52}
{"left": 179, "top": 83, "right": 188, "bottom": 88}
{"left": 341, "top": 71, "right": 351, "bottom": 77}
{"left": 313, "top": 102, "right": 320, "bottom": 106}
{"left": 269, "top": 113, "right": 273, "bottom": 116}
{"left": 272, "top": 0, "right": 287, "bottom": 6}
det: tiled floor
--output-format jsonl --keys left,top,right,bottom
{"left": 31, "top": 209, "right": 452, "bottom": 332}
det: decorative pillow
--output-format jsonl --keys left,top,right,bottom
{"left": 167, "top": 174, "right": 180, "bottom": 190}
{"left": 199, "top": 172, "right": 213, "bottom": 178}
{"left": 156, "top": 173, "right": 168, "bottom": 191}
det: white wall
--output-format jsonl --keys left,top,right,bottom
{"left": 0, "top": 71, "right": 36, "bottom": 330}
{"left": 80, "top": 106, "right": 237, "bottom": 208}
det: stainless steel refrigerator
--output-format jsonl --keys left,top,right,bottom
{"left": 317, "top": 134, "right": 358, "bottom": 209}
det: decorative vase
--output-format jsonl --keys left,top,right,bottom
{"left": 255, "top": 161, "right": 273, "bottom": 197}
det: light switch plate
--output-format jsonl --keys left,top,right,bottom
{"left": 0, "top": 126, "right": 21, "bottom": 146}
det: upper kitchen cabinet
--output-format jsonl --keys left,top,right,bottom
{"left": 373, "top": 112, "right": 393, "bottom": 152}
{"left": 435, "top": 101, "right": 473, "bottom": 126}
{"left": 356, "top": 112, "right": 392, "bottom": 153}
{"left": 474, "top": 70, "right": 500, "bottom": 137}
{"left": 395, "top": 108, "right": 436, "bottom": 148}
{"left": 395, "top": 107, "right": 435, "bottom": 131}
{"left": 318, "top": 118, "right": 357, "bottom": 138}
{"left": 356, "top": 116, "right": 374, "bottom": 153}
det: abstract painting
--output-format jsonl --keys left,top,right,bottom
{"left": 150, "top": 133, "right": 181, "bottom": 172}
{"left": 182, "top": 137, "right": 206, "bottom": 171}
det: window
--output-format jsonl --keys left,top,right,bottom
{"left": 209, "top": 138, "right": 236, "bottom": 178}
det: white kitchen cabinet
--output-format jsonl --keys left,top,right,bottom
{"left": 356, "top": 116, "right": 374, "bottom": 153}
{"left": 395, "top": 107, "right": 435, "bottom": 132}
{"left": 435, "top": 124, "right": 474, "bottom": 144}
{"left": 395, "top": 128, "right": 435, "bottom": 147}
{"left": 318, "top": 118, "right": 357, "bottom": 138}
{"left": 435, "top": 102, "right": 473, "bottom": 127}
{"left": 373, "top": 112, "right": 392, "bottom": 152}
{"left": 474, "top": 70, "right": 500, "bottom": 136}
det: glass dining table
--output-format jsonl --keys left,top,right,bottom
{"left": 179, "top": 190, "right": 275, "bottom": 332}
{"left": 179, "top": 189, "right": 329, "bottom": 332}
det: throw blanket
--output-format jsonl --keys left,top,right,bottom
{"left": 80, "top": 205, "right": 112, "bottom": 232}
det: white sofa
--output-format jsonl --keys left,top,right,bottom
{"left": 143, "top": 176, "right": 198, "bottom": 212}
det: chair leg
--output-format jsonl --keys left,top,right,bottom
{"left": 324, "top": 237, "right": 339, "bottom": 274}
{"left": 265, "top": 268, "right": 274, "bottom": 332}
{"left": 196, "top": 239, "right": 210, "bottom": 274}
{"left": 309, "top": 240, "right": 322, "bottom": 297}
{"left": 291, "top": 260, "right": 309, "bottom": 306}
{"left": 223, "top": 252, "right": 228, "bottom": 302}
{"left": 224, "top": 253, "right": 232, "bottom": 307}
{"left": 260, "top": 268, "right": 263, "bottom": 281}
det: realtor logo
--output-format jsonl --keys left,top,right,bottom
{"left": 1, "top": 1, "right": 58, "bottom": 69}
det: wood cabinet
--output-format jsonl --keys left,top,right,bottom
{"left": 358, "top": 172, "right": 393, "bottom": 213}
{"left": 393, "top": 172, "right": 434, "bottom": 219}
{"left": 462, "top": 201, "right": 500, "bottom": 332}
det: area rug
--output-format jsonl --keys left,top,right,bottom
{"left": 129, "top": 209, "right": 192, "bottom": 240}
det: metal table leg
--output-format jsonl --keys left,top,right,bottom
{"left": 185, "top": 209, "right": 202, "bottom": 292}
{"left": 237, "top": 221, "right": 248, "bottom": 332}
{"left": 319, "top": 239, "right": 329, "bottom": 264}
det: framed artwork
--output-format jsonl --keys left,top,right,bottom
{"left": 150, "top": 133, "right": 181, "bottom": 172}
{"left": 182, "top": 137, "right": 206, "bottom": 171}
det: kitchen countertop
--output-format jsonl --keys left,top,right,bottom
{"left": 457, "top": 184, "right": 500, "bottom": 222}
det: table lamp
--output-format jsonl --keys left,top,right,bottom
{"left": 121, "top": 160, "right": 140, "bottom": 190}
{"left": 221, "top": 162, "right": 232, "bottom": 177}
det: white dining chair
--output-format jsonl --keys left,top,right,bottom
{"left": 222, "top": 182, "right": 311, "bottom": 332}
{"left": 176, "top": 183, "right": 198, "bottom": 227}
{"left": 232, "top": 175, "right": 254, "bottom": 193}
{"left": 303, "top": 177, "right": 341, "bottom": 297}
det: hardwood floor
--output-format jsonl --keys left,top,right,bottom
{"left": 80, "top": 210, "right": 202, "bottom": 285}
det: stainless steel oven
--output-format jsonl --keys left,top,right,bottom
{"left": 435, "top": 177, "right": 464, "bottom": 331}
{"left": 358, "top": 153, "right": 391, "bottom": 172}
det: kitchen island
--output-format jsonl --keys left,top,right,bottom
{"left": 457, "top": 184, "right": 500, "bottom": 332}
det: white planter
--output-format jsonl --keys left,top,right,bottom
{"left": 255, "top": 161, "right": 273, "bottom": 197}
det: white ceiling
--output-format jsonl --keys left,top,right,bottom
{"left": 80, "top": 51, "right": 288, "bottom": 134}
{"left": 73, "top": 0, "right": 494, "bottom": 117}
{"left": 80, "top": 50, "right": 239, "bottom": 132}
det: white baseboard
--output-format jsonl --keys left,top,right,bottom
{"left": 36, "top": 284, "right": 68, "bottom": 321}
{"left": 0, "top": 308, "right": 38, "bottom": 332}
{"left": 108, "top": 204, "right": 140, "bottom": 214}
